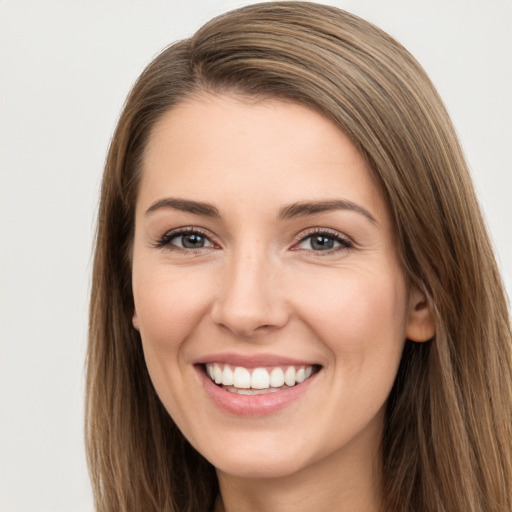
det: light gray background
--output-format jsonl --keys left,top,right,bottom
{"left": 1, "top": 1, "right": 510, "bottom": 511}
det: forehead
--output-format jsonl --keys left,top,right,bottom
{"left": 138, "top": 93, "right": 389, "bottom": 225}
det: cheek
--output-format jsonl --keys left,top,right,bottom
{"left": 293, "top": 268, "right": 408, "bottom": 364}
{"left": 132, "top": 270, "right": 213, "bottom": 424}
{"left": 132, "top": 269, "right": 213, "bottom": 360}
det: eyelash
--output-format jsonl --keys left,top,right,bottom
{"left": 153, "top": 227, "right": 215, "bottom": 250}
{"left": 292, "top": 227, "right": 354, "bottom": 254}
{"left": 154, "top": 227, "right": 354, "bottom": 254}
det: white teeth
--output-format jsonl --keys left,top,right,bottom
{"left": 251, "top": 368, "right": 270, "bottom": 389}
{"left": 222, "top": 365, "right": 234, "bottom": 386}
{"left": 213, "top": 363, "right": 223, "bottom": 384}
{"left": 233, "top": 367, "right": 251, "bottom": 389}
{"left": 234, "top": 389, "right": 256, "bottom": 395}
{"left": 231, "top": 387, "right": 281, "bottom": 395}
{"left": 205, "top": 363, "right": 316, "bottom": 391}
{"left": 270, "top": 367, "right": 285, "bottom": 387}
{"left": 284, "top": 366, "right": 296, "bottom": 386}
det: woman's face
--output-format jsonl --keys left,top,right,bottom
{"left": 132, "top": 93, "right": 427, "bottom": 479}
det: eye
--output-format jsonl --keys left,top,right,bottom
{"left": 294, "top": 229, "right": 353, "bottom": 252}
{"left": 156, "top": 228, "right": 215, "bottom": 250}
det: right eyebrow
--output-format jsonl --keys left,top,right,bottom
{"left": 145, "top": 197, "right": 221, "bottom": 218}
{"left": 278, "top": 199, "right": 377, "bottom": 225}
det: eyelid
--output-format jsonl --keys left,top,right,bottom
{"left": 153, "top": 226, "right": 219, "bottom": 250}
{"left": 152, "top": 225, "right": 353, "bottom": 253}
{"left": 291, "top": 227, "right": 354, "bottom": 252}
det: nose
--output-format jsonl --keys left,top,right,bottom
{"left": 210, "top": 249, "right": 289, "bottom": 339}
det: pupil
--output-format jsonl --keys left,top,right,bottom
{"left": 183, "top": 234, "right": 204, "bottom": 248}
{"left": 312, "top": 235, "right": 334, "bottom": 250}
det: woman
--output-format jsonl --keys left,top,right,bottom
{"left": 85, "top": 2, "right": 512, "bottom": 511}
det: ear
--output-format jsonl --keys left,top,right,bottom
{"left": 405, "top": 287, "right": 435, "bottom": 342}
{"left": 132, "top": 307, "right": 140, "bottom": 331}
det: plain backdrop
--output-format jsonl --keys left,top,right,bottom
{"left": 0, "top": 1, "right": 510, "bottom": 511}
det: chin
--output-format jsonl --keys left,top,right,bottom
{"left": 213, "top": 453, "right": 309, "bottom": 480}
{"left": 198, "top": 433, "right": 319, "bottom": 480}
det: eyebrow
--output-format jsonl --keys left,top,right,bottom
{"left": 145, "top": 197, "right": 377, "bottom": 224}
{"left": 146, "top": 198, "right": 220, "bottom": 217}
{"left": 278, "top": 200, "right": 377, "bottom": 224}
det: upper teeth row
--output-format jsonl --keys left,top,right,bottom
{"left": 206, "top": 363, "right": 313, "bottom": 389}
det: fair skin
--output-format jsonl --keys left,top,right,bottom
{"left": 131, "top": 93, "right": 434, "bottom": 512}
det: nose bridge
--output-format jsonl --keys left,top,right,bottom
{"left": 211, "top": 242, "right": 288, "bottom": 337}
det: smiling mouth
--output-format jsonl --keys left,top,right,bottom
{"left": 204, "top": 363, "right": 321, "bottom": 395}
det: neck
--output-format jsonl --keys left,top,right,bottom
{"left": 214, "top": 425, "right": 383, "bottom": 512}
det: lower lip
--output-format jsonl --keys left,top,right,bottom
{"left": 197, "top": 366, "right": 318, "bottom": 417}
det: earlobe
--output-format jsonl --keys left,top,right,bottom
{"left": 132, "top": 308, "right": 140, "bottom": 331}
{"left": 405, "top": 288, "right": 436, "bottom": 342}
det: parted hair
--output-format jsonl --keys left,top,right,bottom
{"left": 86, "top": 2, "right": 512, "bottom": 511}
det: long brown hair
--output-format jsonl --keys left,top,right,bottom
{"left": 86, "top": 3, "right": 512, "bottom": 511}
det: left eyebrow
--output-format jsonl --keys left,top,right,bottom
{"left": 278, "top": 200, "right": 377, "bottom": 224}
{"left": 145, "top": 197, "right": 220, "bottom": 218}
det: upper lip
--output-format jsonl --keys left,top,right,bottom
{"left": 196, "top": 352, "right": 319, "bottom": 368}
